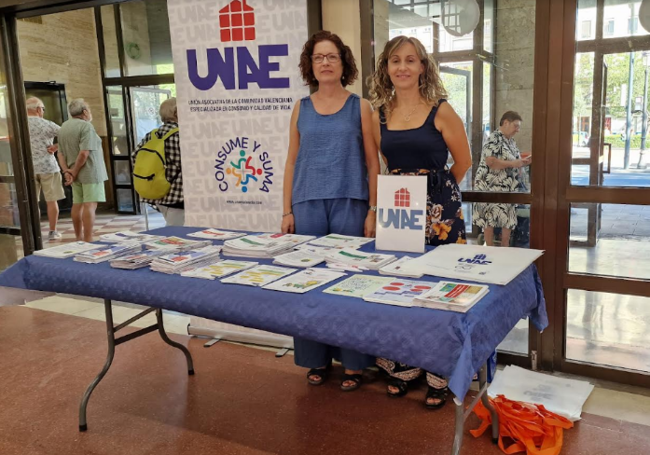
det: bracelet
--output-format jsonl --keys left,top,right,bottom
{"left": 368, "top": 205, "right": 377, "bottom": 212}
{"left": 282, "top": 211, "right": 293, "bottom": 217}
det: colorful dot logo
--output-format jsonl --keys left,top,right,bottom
{"left": 226, "top": 150, "right": 263, "bottom": 192}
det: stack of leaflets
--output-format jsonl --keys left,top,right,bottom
{"left": 99, "top": 231, "right": 164, "bottom": 244}
{"left": 362, "top": 279, "right": 438, "bottom": 307}
{"left": 222, "top": 235, "right": 294, "bottom": 258}
{"left": 150, "top": 245, "right": 222, "bottom": 274}
{"left": 324, "top": 248, "right": 397, "bottom": 271}
{"left": 181, "top": 260, "right": 258, "bottom": 280}
{"left": 74, "top": 241, "right": 142, "bottom": 264}
{"left": 309, "top": 234, "right": 374, "bottom": 249}
{"left": 323, "top": 274, "right": 394, "bottom": 298}
{"left": 413, "top": 281, "right": 490, "bottom": 313}
{"left": 186, "top": 228, "right": 246, "bottom": 241}
{"left": 257, "top": 233, "right": 316, "bottom": 246}
{"left": 221, "top": 264, "right": 296, "bottom": 287}
{"left": 143, "top": 236, "right": 212, "bottom": 252}
{"left": 294, "top": 244, "right": 340, "bottom": 256}
{"left": 33, "top": 242, "right": 99, "bottom": 259}
{"left": 378, "top": 256, "right": 423, "bottom": 278}
{"left": 109, "top": 249, "right": 169, "bottom": 270}
{"left": 262, "top": 268, "right": 345, "bottom": 294}
{"left": 273, "top": 250, "right": 325, "bottom": 268}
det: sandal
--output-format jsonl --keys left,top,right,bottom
{"left": 425, "top": 385, "right": 449, "bottom": 410}
{"left": 340, "top": 373, "right": 362, "bottom": 392}
{"left": 307, "top": 366, "right": 330, "bottom": 386}
{"left": 387, "top": 378, "right": 409, "bottom": 397}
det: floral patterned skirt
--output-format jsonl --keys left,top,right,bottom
{"left": 388, "top": 168, "right": 467, "bottom": 246}
{"left": 377, "top": 168, "right": 466, "bottom": 388}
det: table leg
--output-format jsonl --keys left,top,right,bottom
{"left": 79, "top": 299, "right": 116, "bottom": 432}
{"left": 156, "top": 308, "right": 194, "bottom": 375}
{"left": 479, "top": 365, "right": 499, "bottom": 443}
{"left": 451, "top": 397, "right": 465, "bottom": 455}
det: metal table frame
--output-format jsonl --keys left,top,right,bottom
{"left": 79, "top": 299, "right": 499, "bottom": 455}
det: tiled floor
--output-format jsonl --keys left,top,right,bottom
{"left": 1, "top": 305, "right": 649, "bottom": 455}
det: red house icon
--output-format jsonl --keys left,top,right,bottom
{"left": 219, "top": 0, "right": 255, "bottom": 43}
{"left": 395, "top": 188, "right": 410, "bottom": 207}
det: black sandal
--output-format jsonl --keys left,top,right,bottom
{"left": 387, "top": 378, "right": 409, "bottom": 397}
{"left": 425, "top": 385, "right": 449, "bottom": 410}
{"left": 340, "top": 374, "right": 362, "bottom": 392}
{"left": 307, "top": 367, "right": 330, "bottom": 386}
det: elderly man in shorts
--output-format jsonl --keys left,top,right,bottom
{"left": 57, "top": 99, "right": 108, "bottom": 242}
{"left": 26, "top": 97, "right": 64, "bottom": 241}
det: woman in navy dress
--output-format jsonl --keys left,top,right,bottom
{"left": 369, "top": 36, "right": 472, "bottom": 409}
{"left": 281, "top": 31, "right": 380, "bottom": 392}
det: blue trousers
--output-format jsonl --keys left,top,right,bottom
{"left": 292, "top": 198, "right": 375, "bottom": 371}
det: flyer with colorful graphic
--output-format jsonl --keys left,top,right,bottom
{"left": 322, "top": 275, "right": 394, "bottom": 299}
{"left": 363, "top": 280, "right": 438, "bottom": 307}
{"left": 262, "top": 268, "right": 346, "bottom": 294}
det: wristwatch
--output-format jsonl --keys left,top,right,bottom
{"left": 368, "top": 205, "right": 377, "bottom": 212}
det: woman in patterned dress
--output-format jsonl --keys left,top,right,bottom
{"left": 473, "top": 111, "right": 532, "bottom": 246}
{"left": 368, "top": 36, "right": 472, "bottom": 409}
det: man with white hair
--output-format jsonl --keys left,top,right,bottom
{"left": 133, "top": 97, "right": 184, "bottom": 226}
{"left": 57, "top": 99, "right": 108, "bottom": 242}
{"left": 26, "top": 97, "right": 64, "bottom": 241}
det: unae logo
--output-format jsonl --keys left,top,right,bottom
{"left": 214, "top": 136, "right": 273, "bottom": 193}
{"left": 457, "top": 254, "right": 492, "bottom": 265}
{"left": 187, "top": 0, "right": 290, "bottom": 91}
{"left": 377, "top": 188, "right": 424, "bottom": 230}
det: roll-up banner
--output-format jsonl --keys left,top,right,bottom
{"left": 168, "top": 0, "right": 310, "bottom": 346}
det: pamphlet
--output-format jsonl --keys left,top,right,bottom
{"left": 74, "top": 241, "right": 142, "bottom": 264}
{"left": 262, "top": 268, "right": 346, "bottom": 294}
{"left": 180, "top": 260, "right": 258, "bottom": 280}
{"left": 221, "top": 265, "right": 297, "bottom": 287}
{"left": 324, "top": 248, "right": 396, "bottom": 270}
{"left": 309, "top": 234, "right": 374, "bottom": 249}
{"left": 33, "top": 242, "right": 99, "bottom": 259}
{"left": 322, "top": 274, "right": 394, "bottom": 299}
{"left": 378, "top": 255, "right": 423, "bottom": 278}
{"left": 363, "top": 279, "right": 438, "bottom": 307}
{"left": 273, "top": 250, "right": 325, "bottom": 268}
{"left": 186, "top": 228, "right": 246, "bottom": 240}
{"left": 413, "top": 281, "right": 490, "bottom": 313}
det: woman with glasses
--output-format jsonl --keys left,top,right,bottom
{"left": 281, "top": 30, "right": 380, "bottom": 392}
{"left": 369, "top": 36, "right": 472, "bottom": 409}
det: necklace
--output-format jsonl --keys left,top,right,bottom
{"left": 401, "top": 102, "right": 422, "bottom": 122}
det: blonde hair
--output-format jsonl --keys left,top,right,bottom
{"left": 368, "top": 36, "right": 448, "bottom": 121}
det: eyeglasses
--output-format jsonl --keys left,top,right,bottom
{"left": 38, "top": 106, "right": 46, "bottom": 112}
{"left": 311, "top": 53, "right": 341, "bottom": 64}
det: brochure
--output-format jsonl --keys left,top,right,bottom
{"left": 257, "top": 233, "right": 316, "bottom": 246}
{"left": 143, "top": 236, "right": 212, "bottom": 251}
{"left": 74, "top": 242, "right": 142, "bottom": 264}
{"left": 362, "top": 279, "right": 438, "bottom": 307}
{"left": 180, "top": 260, "right": 259, "bottom": 280}
{"left": 221, "top": 265, "right": 297, "bottom": 287}
{"left": 413, "top": 281, "right": 490, "bottom": 313}
{"left": 222, "top": 235, "right": 294, "bottom": 258}
{"left": 186, "top": 228, "right": 246, "bottom": 240}
{"left": 99, "top": 231, "right": 164, "bottom": 244}
{"left": 324, "top": 248, "right": 397, "bottom": 270}
{"left": 33, "top": 242, "right": 99, "bottom": 259}
{"left": 378, "top": 255, "right": 423, "bottom": 278}
{"left": 309, "top": 234, "right": 374, "bottom": 249}
{"left": 262, "top": 268, "right": 346, "bottom": 294}
{"left": 110, "top": 249, "right": 169, "bottom": 270}
{"left": 150, "top": 245, "right": 222, "bottom": 274}
{"left": 273, "top": 250, "right": 325, "bottom": 268}
{"left": 322, "top": 274, "right": 394, "bottom": 299}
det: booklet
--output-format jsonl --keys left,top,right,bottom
{"left": 322, "top": 274, "right": 394, "bottom": 299}
{"left": 400, "top": 244, "right": 544, "bottom": 285}
{"left": 294, "top": 244, "right": 342, "bottom": 257}
{"left": 362, "top": 279, "right": 438, "bottom": 307}
{"left": 262, "top": 268, "right": 346, "bottom": 294}
{"left": 99, "top": 231, "right": 164, "bottom": 244}
{"left": 180, "top": 260, "right": 259, "bottom": 280}
{"left": 33, "top": 242, "right": 99, "bottom": 259}
{"left": 186, "top": 228, "right": 246, "bottom": 241}
{"left": 221, "top": 265, "right": 297, "bottom": 287}
{"left": 222, "top": 235, "right": 294, "bottom": 258}
{"left": 74, "top": 241, "right": 142, "bottom": 264}
{"left": 309, "top": 234, "right": 374, "bottom": 249}
{"left": 257, "top": 233, "right": 316, "bottom": 246}
{"left": 324, "top": 248, "right": 397, "bottom": 270}
{"left": 378, "top": 256, "right": 423, "bottom": 278}
{"left": 413, "top": 281, "right": 490, "bottom": 313}
{"left": 150, "top": 245, "right": 222, "bottom": 274}
{"left": 143, "top": 236, "right": 212, "bottom": 251}
{"left": 110, "top": 249, "right": 169, "bottom": 270}
{"left": 273, "top": 250, "right": 325, "bottom": 268}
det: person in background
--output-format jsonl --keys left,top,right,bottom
{"left": 26, "top": 97, "right": 64, "bottom": 241}
{"left": 281, "top": 30, "right": 380, "bottom": 392}
{"left": 369, "top": 35, "right": 472, "bottom": 409}
{"left": 57, "top": 99, "right": 108, "bottom": 242}
{"left": 133, "top": 98, "right": 184, "bottom": 226}
{"left": 473, "top": 111, "right": 532, "bottom": 246}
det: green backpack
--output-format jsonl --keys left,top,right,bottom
{"left": 133, "top": 127, "right": 179, "bottom": 200}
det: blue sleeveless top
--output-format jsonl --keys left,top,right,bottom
{"left": 292, "top": 94, "right": 369, "bottom": 205}
{"left": 380, "top": 100, "right": 449, "bottom": 171}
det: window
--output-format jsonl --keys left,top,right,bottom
{"left": 628, "top": 17, "right": 638, "bottom": 35}
{"left": 604, "top": 19, "right": 614, "bottom": 37}
{"left": 581, "top": 20, "right": 592, "bottom": 39}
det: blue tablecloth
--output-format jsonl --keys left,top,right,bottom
{"left": 0, "top": 227, "right": 548, "bottom": 400}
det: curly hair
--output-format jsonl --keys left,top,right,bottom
{"left": 368, "top": 36, "right": 448, "bottom": 121}
{"left": 299, "top": 30, "right": 358, "bottom": 88}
